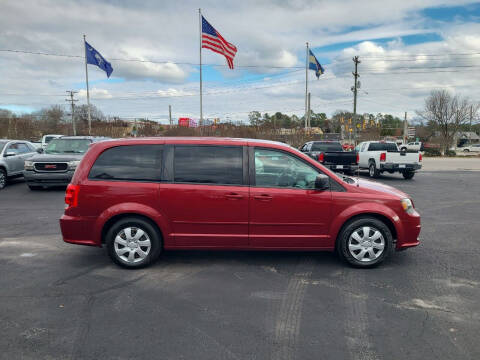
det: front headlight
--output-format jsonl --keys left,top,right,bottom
{"left": 401, "top": 198, "right": 415, "bottom": 214}
{"left": 68, "top": 160, "right": 81, "bottom": 170}
{"left": 24, "top": 160, "right": 34, "bottom": 170}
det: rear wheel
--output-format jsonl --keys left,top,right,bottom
{"left": 106, "top": 217, "right": 162, "bottom": 269}
{"left": 368, "top": 162, "right": 379, "bottom": 178}
{"left": 0, "top": 168, "right": 6, "bottom": 189}
{"left": 402, "top": 170, "right": 415, "bottom": 180}
{"left": 463, "top": 149, "right": 470, "bottom": 153}
{"left": 401, "top": 147, "right": 407, "bottom": 152}
{"left": 337, "top": 217, "right": 393, "bottom": 267}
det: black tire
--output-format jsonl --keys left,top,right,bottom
{"left": 401, "top": 147, "right": 407, "bottom": 152}
{"left": 106, "top": 217, "right": 162, "bottom": 269}
{"left": 463, "top": 149, "right": 470, "bottom": 153}
{"left": 368, "top": 162, "right": 379, "bottom": 178}
{"left": 337, "top": 217, "right": 394, "bottom": 268}
{"left": 0, "top": 168, "right": 6, "bottom": 189}
{"left": 28, "top": 185, "right": 43, "bottom": 191}
{"left": 402, "top": 170, "right": 415, "bottom": 180}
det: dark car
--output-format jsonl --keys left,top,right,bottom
{"left": 300, "top": 141, "right": 359, "bottom": 175}
{"left": 23, "top": 136, "right": 109, "bottom": 189}
{"left": 60, "top": 137, "right": 421, "bottom": 269}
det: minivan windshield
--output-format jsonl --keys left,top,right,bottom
{"left": 45, "top": 139, "right": 91, "bottom": 154}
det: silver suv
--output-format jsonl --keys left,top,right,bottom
{"left": 0, "top": 140, "right": 37, "bottom": 189}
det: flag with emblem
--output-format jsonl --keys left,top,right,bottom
{"left": 308, "top": 49, "right": 324, "bottom": 79}
{"left": 85, "top": 41, "right": 113, "bottom": 77}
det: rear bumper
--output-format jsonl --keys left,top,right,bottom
{"left": 60, "top": 214, "right": 101, "bottom": 247}
{"left": 24, "top": 170, "right": 74, "bottom": 186}
{"left": 380, "top": 163, "right": 422, "bottom": 172}
{"left": 325, "top": 164, "right": 359, "bottom": 172}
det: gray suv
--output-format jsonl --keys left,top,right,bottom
{"left": 23, "top": 136, "right": 109, "bottom": 190}
{"left": 0, "top": 140, "right": 37, "bottom": 189}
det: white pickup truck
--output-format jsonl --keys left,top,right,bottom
{"left": 356, "top": 141, "right": 422, "bottom": 179}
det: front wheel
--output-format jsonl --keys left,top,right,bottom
{"left": 106, "top": 217, "right": 162, "bottom": 269}
{"left": 337, "top": 217, "right": 394, "bottom": 268}
{"left": 463, "top": 149, "right": 470, "bottom": 153}
{"left": 0, "top": 168, "right": 6, "bottom": 189}
{"left": 402, "top": 170, "right": 415, "bottom": 180}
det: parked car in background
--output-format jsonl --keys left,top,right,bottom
{"left": 300, "top": 141, "right": 358, "bottom": 175}
{"left": 41, "top": 134, "right": 63, "bottom": 149}
{"left": 460, "top": 144, "right": 480, "bottom": 153}
{"left": 24, "top": 136, "right": 109, "bottom": 190}
{"left": 357, "top": 141, "right": 422, "bottom": 179}
{"left": 60, "top": 137, "right": 421, "bottom": 269}
{"left": 0, "top": 140, "right": 37, "bottom": 189}
{"left": 399, "top": 141, "right": 424, "bottom": 152}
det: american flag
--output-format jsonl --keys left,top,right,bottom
{"left": 201, "top": 16, "right": 237, "bottom": 69}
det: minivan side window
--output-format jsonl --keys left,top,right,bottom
{"left": 174, "top": 145, "right": 243, "bottom": 185}
{"left": 89, "top": 145, "right": 163, "bottom": 182}
{"left": 254, "top": 148, "right": 319, "bottom": 189}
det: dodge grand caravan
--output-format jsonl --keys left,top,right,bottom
{"left": 60, "top": 137, "right": 421, "bottom": 268}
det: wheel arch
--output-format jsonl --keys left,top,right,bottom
{"left": 101, "top": 213, "right": 164, "bottom": 245}
{"left": 95, "top": 203, "right": 172, "bottom": 246}
{"left": 332, "top": 209, "right": 399, "bottom": 250}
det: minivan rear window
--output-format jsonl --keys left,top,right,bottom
{"left": 89, "top": 145, "right": 163, "bottom": 182}
{"left": 174, "top": 145, "right": 243, "bottom": 185}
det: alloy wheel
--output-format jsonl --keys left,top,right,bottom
{"left": 114, "top": 227, "right": 152, "bottom": 264}
{"left": 348, "top": 226, "right": 385, "bottom": 262}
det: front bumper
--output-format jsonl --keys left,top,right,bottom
{"left": 396, "top": 211, "right": 421, "bottom": 250}
{"left": 23, "top": 170, "right": 74, "bottom": 187}
{"left": 380, "top": 163, "right": 422, "bottom": 172}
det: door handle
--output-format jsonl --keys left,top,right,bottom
{"left": 253, "top": 194, "right": 273, "bottom": 201}
{"left": 225, "top": 193, "right": 243, "bottom": 200}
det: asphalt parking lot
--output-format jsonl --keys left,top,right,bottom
{"left": 1, "top": 168, "right": 479, "bottom": 360}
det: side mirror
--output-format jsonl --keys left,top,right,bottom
{"left": 314, "top": 174, "right": 330, "bottom": 190}
{"left": 36, "top": 148, "right": 44, "bottom": 154}
{"left": 4, "top": 151, "right": 16, "bottom": 157}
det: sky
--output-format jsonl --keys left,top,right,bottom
{"left": 1, "top": 0, "right": 480, "bottom": 124}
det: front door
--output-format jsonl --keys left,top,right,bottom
{"left": 249, "top": 147, "right": 332, "bottom": 249}
{"left": 160, "top": 144, "right": 249, "bottom": 248}
{"left": 4, "top": 142, "right": 24, "bottom": 174}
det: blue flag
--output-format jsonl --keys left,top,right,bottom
{"left": 308, "top": 49, "right": 324, "bottom": 79}
{"left": 85, "top": 41, "right": 113, "bottom": 77}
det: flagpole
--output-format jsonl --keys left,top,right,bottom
{"left": 83, "top": 34, "right": 92, "bottom": 135}
{"left": 199, "top": 9, "right": 203, "bottom": 124}
{"left": 305, "top": 42, "right": 308, "bottom": 129}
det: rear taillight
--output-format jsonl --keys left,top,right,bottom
{"left": 318, "top": 153, "right": 325, "bottom": 162}
{"left": 356, "top": 153, "right": 359, "bottom": 164}
{"left": 65, "top": 184, "right": 79, "bottom": 208}
{"left": 419, "top": 153, "right": 422, "bottom": 162}
{"left": 380, "top": 152, "right": 386, "bottom": 162}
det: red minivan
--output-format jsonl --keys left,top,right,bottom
{"left": 60, "top": 137, "right": 420, "bottom": 268}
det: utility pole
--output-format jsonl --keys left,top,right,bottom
{"left": 65, "top": 91, "right": 78, "bottom": 136}
{"left": 470, "top": 105, "right": 473, "bottom": 132}
{"left": 305, "top": 42, "right": 309, "bottom": 130}
{"left": 351, "top": 56, "right": 360, "bottom": 144}
{"left": 169, "top": 105, "right": 172, "bottom": 126}
{"left": 403, "top": 112, "right": 408, "bottom": 144}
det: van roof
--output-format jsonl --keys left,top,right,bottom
{"left": 96, "top": 137, "right": 289, "bottom": 147}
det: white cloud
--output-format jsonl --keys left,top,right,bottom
{"left": 1, "top": 0, "right": 480, "bottom": 122}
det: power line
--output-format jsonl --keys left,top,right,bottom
{"left": 0, "top": 48, "right": 303, "bottom": 69}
